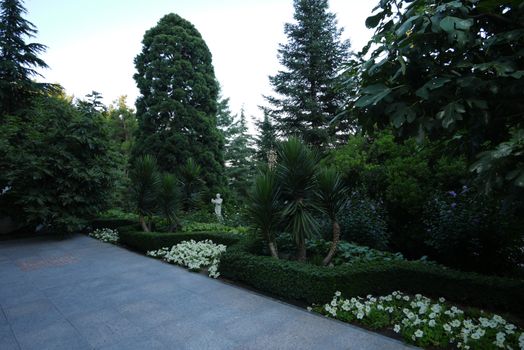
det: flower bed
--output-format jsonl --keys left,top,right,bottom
{"left": 314, "top": 291, "right": 524, "bottom": 350}
{"left": 88, "top": 228, "right": 119, "bottom": 243}
{"left": 147, "top": 239, "right": 227, "bottom": 278}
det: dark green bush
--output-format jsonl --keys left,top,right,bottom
{"left": 336, "top": 191, "right": 389, "bottom": 250}
{"left": 89, "top": 218, "right": 136, "bottom": 231}
{"left": 424, "top": 188, "right": 524, "bottom": 274}
{"left": 220, "top": 237, "right": 524, "bottom": 317}
{"left": 119, "top": 230, "right": 241, "bottom": 253}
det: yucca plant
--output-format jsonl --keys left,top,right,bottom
{"left": 248, "top": 167, "right": 281, "bottom": 258}
{"left": 277, "top": 137, "right": 319, "bottom": 261}
{"left": 316, "top": 168, "right": 349, "bottom": 265}
{"left": 130, "top": 155, "right": 160, "bottom": 232}
{"left": 158, "top": 173, "right": 180, "bottom": 232}
{"left": 179, "top": 158, "right": 204, "bottom": 212}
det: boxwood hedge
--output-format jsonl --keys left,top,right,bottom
{"left": 219, "top": 238, "right": 524, "bottom": 317}
{"left": 90, "top": 218, "right": 524, "bottom": 317}
{"left": 119, "top": 230, "right": 241, "bottom": 253}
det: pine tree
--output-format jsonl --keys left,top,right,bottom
{"left": 217, "top": 99, "right": 255, "bottom": 200}
{"left": 227, "top": 108, "right": 255, "bottom": 199}
{"left": 264, "top": 0, "right": 351, "bottom": 150}
{"left": 254, "top": 112, "right": 277, "bottom": 163}
{"left": 132, "top": 13, "right": 225, "bottom": 191}
{"left": 0, "top": 0, "right": 51, "bottom": 114}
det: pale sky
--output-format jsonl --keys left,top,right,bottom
{"left": 25, "top": 0, "right": 376, "bottom": 122}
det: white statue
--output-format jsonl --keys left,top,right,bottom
{"left": 211, "top": 193, "right": 223, "bottom": 221}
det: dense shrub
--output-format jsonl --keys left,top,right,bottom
{"left": 181, "top": 222, "right": 248, "bottom": 235}
{"left": 336, "top": 191, "right": 389, "bottom": 250}
{"left": 306, "top": 239, "right": 404, "bottom": 266}
{"left": 119, "top": 230, "right": 240, "bottom": 253}
{"left": 323, "top": 131, "right": 468, "bottom": 257}
{"left": 220, "top": 237, "right": 524, "bottom": 317}
{"left": 424, "top": 188, "right": 524, "bottom": 274}
{"left": 0, "top": 94, "right": 121, "bottom": 232}
{"left": 89, "top": 218, "right": 136, "bottom": 231}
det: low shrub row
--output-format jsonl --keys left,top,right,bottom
{"left": 89, "top": 218, "right": 136, "bottom": 231}
{"left": 220, "top": 238, "right": 524, "bottom": 318}
{"left": 119, "top": 229, "right": 241, "bottom": 253}
{"left": 89, "top": 217, "right": 524, "bottom": 318}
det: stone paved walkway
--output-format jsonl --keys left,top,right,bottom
{"left": 0, "top": 234, "right": 416, "bottom": 350}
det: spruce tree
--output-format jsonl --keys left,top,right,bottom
{"left": 254, "top": 112, "right": 277, "bottom": 164}
{"left": 264, "top": 0, "right": 351, "bottom": 150}
{"left": 0, "top": 0, "right": 50, "bottom": 114}
{"left": 227, "top": 108, "right": 255, "bottom": 199}
{"left": 133, "top": 13, "right": 224, "bottom": 191}
{"left": 217, "top": 99, "right": 255, "bottom": 200}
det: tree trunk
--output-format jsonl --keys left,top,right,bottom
{"left": 323, "top": 220, "right": 340, "bottom": 266}
{"left": 297, "top": 239, "right": 307, "bottom": 262}
{"left": 268, "top": 241, "right": 279, "bottom": 259}
{"left": 139, "top": 214, "right": 150, "bottom": 232}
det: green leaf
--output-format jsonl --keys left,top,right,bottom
{"left": 437, "top": 102, "right": 465, "bottom": 128}
{"left": 439, "top": 16, "right": 473, "bottom": 33}
{"left": 355, "top": 84, "right": 392, "bottom": 108}
{"left": 365, "top": 11, "right": 384, "bottom": 29}
{"left": 395, "top": 15, "right": 420, "bottom": 37}
{"left": 416, "top": 77, "right": 452, "bottom": 100}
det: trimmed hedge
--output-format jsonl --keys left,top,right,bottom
{"left": 220, "top": 238, "right": 524, "bottom": 317}
{"left": 90, "top": 218, "right": 524, "bottom": 317}
{"left": 89, "top": 218, "right": 136, "bottom": 231}
{"left": 119, "top": 230, "right": 241, "bottom": 253}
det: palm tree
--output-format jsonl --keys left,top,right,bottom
{"left": 248, "top": 167, "right": 281, "bottom": 258}
{"left": 179, "top": 158, "right": 204, "bottom": 212}
{"left": 158, "top": 173, "right": 180, "bottom": 232}
{"left": 130, "top": 155, "right": 160, "bottom": 232}
{"left": 277, "top": 137, "right": 319, "bottom": 261}
{"left": 316, "top": 168, "right": 348, "bottom": 265}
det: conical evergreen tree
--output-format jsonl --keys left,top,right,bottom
{"left": 226, "top": 108, "right": 255, "bottom": 199}
{"left": 217, "top": 99, "right": 255, "bottom": 200}
{"left": 254, "top": 112, "right": 277, "bottom": 163}
{"left": 133, "top": 13, "right": 225, "bottom": 191}
{"left": 0, "top": 0, "right": 51, "bottom": 114}
{"left": 264, "top": 0, "right": 351, "bottom": 151}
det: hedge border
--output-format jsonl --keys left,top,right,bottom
{"left": 118, "top": 230, "right": 241, "bottom": 253}
{"left": 90, "top": 218, "right": 524, "bottom": 317}
{"left": 219, "top": 238, "right": 524, "bottom": 317}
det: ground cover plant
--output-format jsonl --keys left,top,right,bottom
{"left": 314, "top": 291, "right": 524, "bottom": 350}
{"left": 88, "top": 228, "right": 119, "bottom": 244}
{"left": 147, "top": 239, "right": 227, "bottom": 278}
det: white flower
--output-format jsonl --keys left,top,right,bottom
{"left": 451, "top": 319, "right": 462, "bottom": 328}
{"left": 518, "top": 332, "right": 524, "bottom": 349}
{"left": 393, "top": 325, "right": 401, "bottom": 333}
{"left": 306, "top": 307, "right": 312, "bottom": 312}
{"left": 428, "top": 319, "right": 436, "bottom": 327}
{"left": 147, "top": 240, "right": 226, "bottom": 278}
{"left": 335, "top": 291, "right": 341, "bottom": 297}
{"left": 89, "top": 228, "right": 119, "bottom": 243}
{"left": 414, "top": 329, "right": 424, "bottom": 338}
{"left": 439, "top": 297, "right": 446, "bottom": 303}
{"left": 356, "top": 312, "right": 364, "bottom": 320}
{"left": 443, "top": 324, "right": 452, "bottom": 332}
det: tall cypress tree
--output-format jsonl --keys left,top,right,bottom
{"left": 264, "top": 0, "right": 351, "bottom": 150}
{"left": 133, "top": 13, "right": 224, "bottom": 190}
{"left": 0, "top": 0, "right": 50, "bottom": 115}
